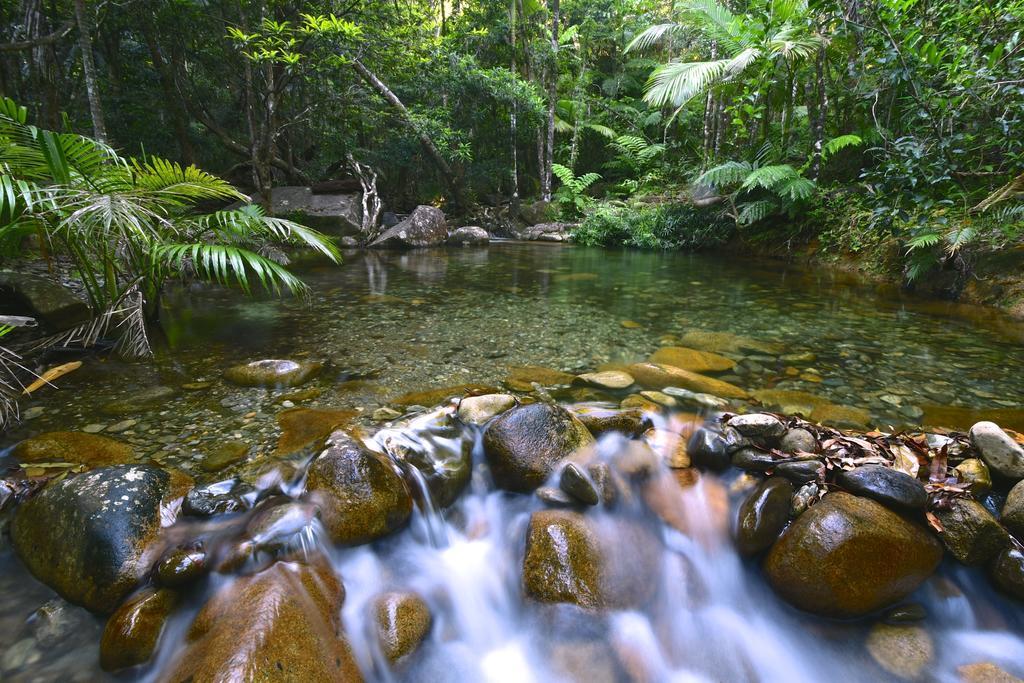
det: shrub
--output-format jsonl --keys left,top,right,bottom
{"left": 572, "top": 202, "right": 733, "bottom": 250}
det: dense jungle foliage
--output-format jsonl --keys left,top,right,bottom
{"left": 1, "top": 0, "right": 1023, "bottom": 283}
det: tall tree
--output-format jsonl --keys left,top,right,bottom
{"left": 72, "top": 0, "right": 106, "bottom": 142}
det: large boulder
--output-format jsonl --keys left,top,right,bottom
{"left": 447, "top": 226, "right": 489, "bottom": 246}
{"left": 627, "top": 362, "right": 748, "bottom": 400}
{"left": 12, "top": 431, "right": 134, "bottom": 468}
{"left": 11, "top": 465, "right": 191, "bottom": 613}
{"left": 522, "top": 509, "right": 661, "bottom": 609}
{"left": 370, "top": 205, "right": 448, "bottom": 248}
{"left": 483, "top": 403, "right": 595, "bottom": 492}
{"left": 970, "top": 421, "right": 1024, "bottom": 481}
{"left": 253, "top": 185, "right": 362, "bottom": 234}
{"left": 159, "top": 560, "right": 363, "bottom": 682}
{"left": 305, "top": 431, "right": 413, "bottom": 545}
{"left": 0, "top": 271, "right": 91, "bottom": 332}
{"left": 764, "top": 492, "right": 943, "bottom": 617}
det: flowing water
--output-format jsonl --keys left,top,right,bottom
{"left": 2, "top": 243, "right": 1024, "bottom": 681}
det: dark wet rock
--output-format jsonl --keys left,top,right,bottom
{"left": 780, "top": 428, "right": 818, "bottom": 454}
{"left": 721, "top": 426, "right": 754, "bottom": 453}
{"left": 837, "top": 464, "right": 928, "bottom": 511}
{"left": 0, "top": 271, "right": 91, "bottom": 332}
{"left": 223, "top": 359, "right": 322, "bottom": 388}
{"left": 457, "top": 393, "right": 516, "bottom": 425}
{"left": 1003, "top": 480, "right": 1024, "bottom": 538}
{"left": 736, "top": 477, "right": 793, "bottom": 556}
{"left": 537, "top": 486, "right": 575, "bottom": 506}
{"left": 764, "top": 492, "right": 943, "bottom": 617}
{"left": 559, "top": 462, "right": 599, "bottom": 506}
{"left": 687, "top": 428, "right": 731, "bottom": 471}
{"left": 370, "top": 205, "right": 448, "bottom": 248}
{"left": 883, "top": 603, "right": 927, "bottom": 624}
{"left": 199, "top": 441, "right": 250, "bottom": 473}
{"left": 448, "top": 225, "right": 489, "bottom": 245}
{"left": 990, "top": 547, "right": 1024, "bottom": 600}
{"left": 731, "top": 447, "right": 777, "bottom": 472}
{"left": 627, "top": 362, "right": 748, "bottom": 399}
{"left": 11, "top": 465, "right": 191, "bottom": 613}
{"left": 100, "top": 588, "right": 178, "bottom": 671}
{"left": 522, "top": 509, "right": 660, "bottom": 609}
{"left": 275, "top": 407, "right": 357, "bottom": 456}
{"left": 727, "top": 413, "right": 786, "bottom": 441}
{"left": 244, "top": 501, "right": 322, "bottom": 557}
{"left": 12, "top": 430, "right": 134, "bottom": 467}
{"left": 156, "top": 548, "right": 207, "bottom": 587}
{"left": 956, "top": 458, "right": 993, "bottom": 497}
{"left": 866, "top": 623, "right": 934, "bottom": 680}
{"left": 573, "top": 408, "right": 650, "bottom": 438}
{"left": 934, "top": 498, "right": 1010, "bottom": 566}
{"left": 791, "top": 482, "right": 820, "bottom": 516}
{"left": 396, "top": 438, "right": 472, "bottom": 509}
{"left": 647, "top": 346, "right": 736, "bottom": 373}
{"left": 305, "top": 431, "right": 412, "bottom": 545}
{"left": 159, "top": 560, "right": 362, "bottom": 682}
{"left": 774, "top": 459, "right": 824, "bottom": 484}
{"left": 969, "top": 421, "right": 1024, "bottom": 481}
{"left": 182, "top": 479, "right": 252, "bottom": 517}
{"left": 101, "top": 386, "right": 179, "bottom": 416}
{"left": 483, "top": 403, "right": 595, "bottom": 493}
{"left": 373, "top": 591, "right": 432, "bottom": 662}
{"left": 574, "top": 371, "right": 635, "bottom": 390}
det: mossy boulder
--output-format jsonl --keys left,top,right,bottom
{"left": 522, "top": 509, "right": 661, "bottom": 609}
{"left": 159, "top": 560, "right": 362, "bottom": 682}
{"left": 483, "top": 403, "right": 595, "bottom": 492}
{"left": 373, "top": 591, "right": 432, "bottom": 662}
{"left": 100, "top": 588, "right": 178, "bottom": 671}
{"left": 223, "top": 359, "right": 322, "bottom": 388}
{"left": 648, "top": 346, "right": 736, "bottom": 373}
{"left": 12, "top": 431, "right": 134, "bottom": 468}
{"left": 305, "top": 431, "right": 412, "bottom": 545}
{"left": 11, "top": 465, "right": 191, "bottom": 613}
{"left": 764, "top": 492, "right": 943, "bottom": 617}
{"left": 627, "top": 362, "right": 748, "bottom": 400}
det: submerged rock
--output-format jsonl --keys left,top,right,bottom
{"left": 957, "top": 662, "right": 1024, "bottom": 683}
{"left": 627, "top": 362, "right": 748, "bottom": 399}
{"left": 100, "top": 588, "right": 178, "bottom": 671}
{"left": 199, "top": 441, "right": 250, "bottom": 473}
{"left": 574, "top": 371, "right": 635, "bottom": 390}
{"left": 836, "top": 464, "right": 928, "bottom": 511}
{"left": 223, "top": 359, "right": 322, "bottom": 388}
{"left": 391, "top": 383, "right": 499, "bottom": 408}
{"left": 865, "top": 623, "right": 934, "bottom": 680}
{"left": 647, "top": 346, "right": 736, "bottom": 373}
{"left": 305, "top": 431, "right": 412, "bottom": 545}
{"left": 809, "top": 403, "right": 872, "bottom": 429}
{"left": 370, "top": 205, "right": 448, "bottom": 248}
{"left": 736, "top": 477, "right": 793, "bottom": 556}
{"left": 764, "top": 492, "right": 943, "bottom": 617}
{"left": 159, "top": 560, "right": 362, "bottom": 682}
{"left": 101, "top": 386, "right": 179, "bottom": 416}
{"left": 11, "top": 465, "right": 191, "bottom": 613}
{"left": 275, "top": 407, "right": 357, "bottom": 456}
{"left": 970, "top": 421, "right": 1024, "bottom": 481}
{"left": 373, "top": 591, "right": 432, "bottom": 662}
{"left": 483, "top": 403, "right": 594, "bottom": 492}
{"left": 12, "top": 431, "right": 134, "bottom": 468}
{"left": 457, "top": 393, "right": 516, "bottom": 425}
{"left": 933, "top": 498, "right": 1009, "bottom": 566}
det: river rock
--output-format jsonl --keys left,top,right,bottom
{"left": 736, "top": 477, "right": 793, "bottom": 556}
{"left": 11, "top": 465, "right": 191, "bottom": 613}
{"left": 275, "top": 407, "right": 357, "bottom": 456}
{"left": 12, "top": 430, "right": 134, "bottom": 467}
{"left": 182, "top": 479, "right": 252, "bottom": 517}
{"left": 956, "top": 458, "right": 993, "bottom": 496}
{"left": 627, "top": 362, "right": 748, "bottom": 399}
{"left": 156, "top": 548, "right": 207, "bottom": 587}
{"left": 775, "top": 459, "right": 824, "bottom": 484}
{"left": 559, "top": 462, "right": 600, "bottom": 506}
{"left": 647, "top": 346, "right": 736, "bottom": 373}
{"left": 934, "top": 498, "right": 1009, "bottom": 566}
{"left": 727, "top": 413, "right": 786, "bottom": 441}
{"left": 391, "top": 383, "right": 499, "bottom": 407}
{"left": 305, "top": 430, "right": 412, "bottom": 544}
{"left": 370, "top": 205, "right": 448, "bottom": 248}
{"left": 483, "top": 403, "right": 595, "bottom": 492}
{"left": 764, "top": 492, "right": 943, "bottom": 617}
{"left": 223, "top": 359, "right": 322, "bottom": 388}
{"left": 731, "top": 447, "right": 777, "bottom": 472}
{"left": 448, "top": 225, "right": 489, "bottom": 245}
{"left": 0, "top": 271, "right": 91, "bottom": 332}
{"left": 396, "top": 436, "right": 472, "bottom": 508}
{"left": 969, "top": 421, "right": 1024, "bottom": 481}
{"left": 780, "top": 428, "right": 817, "bottom": 454}
{"left": 687, "top": 428, "right": 731, "bottom": 471}
{"left": 200, "top": 441, "right": 250, "bottom": 472}
{"left": 957, "top": 662, "right": 1024, "bottom": 683}
{"left": 991, "top": 547, "right": 1024, "bottom": 600}
{"left": 159, "top": 560, "right": 362, "bottom": 682}
{"left": 101, "top": 385, "right": 179, "bottom": 416}
{"left": 573, "top": 408, "right": 649, "bottom": 437}
{"left": 837, "top": 464, "right": 928, "bottom": 511}
{"left": 865, "top": 623, "right": 934, "bottom": 680}
{"left": 373, "top": 591, "right": 432, "bottom": 662}
{"left": 1003, "top": 480, "right": 1024, "bottom": 538}
{"left": 100, "top": 588, "right": 178, "bottom": 671}
{"left": 522, "top": 509, "right": 660, "bottom": 609}
{"left": 458, "top": 393, "right": 517, "bottom": 425}
{"left": 574, "top": 371, "right": 635, "bottom": 390}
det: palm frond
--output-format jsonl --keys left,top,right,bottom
{"left": 822, "top": 134, "right": 863, "bottom": 160}
{"left": 152, "top": 243, "right": 309, "bottom": 296}
{"left": 679, "top": 0, "right": 741, "bottom": 44}
{"left": 741, "top": 164, "right": 800, "bottom": 191}
{"left": 738, "top": 199, "right": 778, "bottom": 225}
{"left": 644, "top": 59, "right": 730, "bottom": 107}
{"left": 774, "top": 176, "right": 816, "bottom": 201}
{"left": 696, "top": 160, "right": 753, "bottom": 188}
{"left": 131, "top": 158, "right": 244, "bottom": 203}
{"left": 185, "top": 207, "right": 341, "bottom": 263}
{"left": 626, "top": 23, "right": 685, "bottom": 53}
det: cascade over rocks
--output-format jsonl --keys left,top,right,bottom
{"left": 764, "top": 492, "right": 943, "bottom": 617}
{"left": 11, "top": 465, "right": 191, "bottom": 613}
{"left": 483, "top": 403, "right": 595, "bottom": 492}
{"left": 370, "top": 205, "right": 448, "bottom": 248}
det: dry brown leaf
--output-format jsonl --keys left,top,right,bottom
{"left": 22, "top": 361, "right": 82, "bottom": 395}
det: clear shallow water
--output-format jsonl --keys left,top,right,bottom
{"left": 1, "top": 243, "right": 1024, "bottom": 681}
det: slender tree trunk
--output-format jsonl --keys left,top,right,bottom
{"left": 542, "top": 0, "right": 559, "bottom": 201}
{"left": 140, "top": 20, "right": 193, "bottom": 164}
{"left": 810, "top": 46, "right": 828, "bottom": 178}
{"left": 509, "top": 0, "right": 520, "bottom": 214}
{"left": 73, "top": 0, "right": 106, "bottom": 142}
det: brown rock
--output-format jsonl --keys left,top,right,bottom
{"left": 100, "top": 588, "right": 178, "bottom": 671}
{"left": 223, "top": 359, "right": 322, "bottom": 388}
{"left": 934, "top": 498, "right": 1010, "bottom": 566}
{"left": 865, "top": 623, "right": 933, "bottom": 680}
{"left": 958, "top": 662, "right": 1024, "bottom": 683}
{"left": 627, "top": 362, "right": 748, "bottom": 399}
{"left": 373, "top": 591, "right": 432, "bottom": 662}
{"left": 200, "top": 441, "right": 250, "bottom": 472}
{"left": 159, "top": 560, "right": 362, "bottom": 682}
{"left": 12, "top": 431, "right": 134, "bottom": 467}
{"left": 735, "top": 477, "right": 793, "bottom": 556}
{"left": 809, "top": 403, "right": 873, "bottom": 429}
{"left": 648, "top": 346, "right": 736, "bottom": 373}
{"left": 574, "top": 371, "right": 635, "bottom": 390}
{"left": 275, "top": 407, "right": 357, "bottom": 456}
{"left": 506, "top": 365, "right": 576, "bottom": 388}
{"left": 764, "top": 492, "right": 943, "bottom": 617}
{"left": 390, "top": 383, "right": 499, "bottom": 407}
{"left": 572, "top": 408, "right": 649, "bottom": 437}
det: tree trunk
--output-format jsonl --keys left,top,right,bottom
{"left": 139, "top": 20, "right": 193, "bottom": 164}
{"left": 351, "top": 58, "right": 464, "bottom": 207}
{"left": 810, "top": 46, "right": 828, "bottom": 179}
{"left": 509, "top": 0, "right": 520, "bottom": 214}
{"left": 542, "top": 0, "right": 559, "bottom": 201}
{"left": 73, "top": 0, "right": 106, "bottom": 142}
